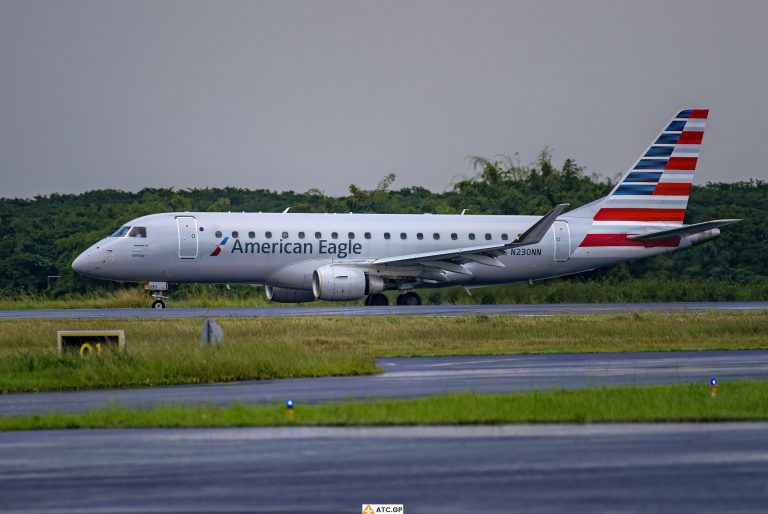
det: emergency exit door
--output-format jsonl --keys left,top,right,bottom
{"left": 176, "top": 216, "right": 198, "bottom": 259}
{"left": 553, "top": 221, "right": 571, "bottom": 262}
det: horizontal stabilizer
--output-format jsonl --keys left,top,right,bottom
{"left": 627, "top": 219, "right": 740, "bottom": 242}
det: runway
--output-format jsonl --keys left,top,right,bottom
{"left": 0, "top": 300, "right": 766, "bottom": 319}
{"left": 2, "top": 350, "right": 767, "bottom": 417}
{"left": 1, "top": 423, "right": 767, "bottom": 513}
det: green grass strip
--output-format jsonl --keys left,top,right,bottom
{"left": 1, "top": 312, "right": 767, "bottom": 393}
{"left": 3, "top": 381, "right": 767, "bottom": 431}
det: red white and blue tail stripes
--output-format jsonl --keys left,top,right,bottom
{"left": 580, "top": 109, "right": 707, "bottom": 248}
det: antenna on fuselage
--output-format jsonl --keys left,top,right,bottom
{"left": 282, "top": 207, "right": 291, "bottom": 213}
{"left": 460, "top": 209, "right": 467, "bottom": 215}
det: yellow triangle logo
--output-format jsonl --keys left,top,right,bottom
{"left": 363, "top": 506, "right": 375, "bottom": 514}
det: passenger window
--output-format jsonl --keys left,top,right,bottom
{"left": 248, "top": 231, "right": 255, "bottom": 239}
{"left": 364, "top": 232, "right": 371, "bottom": 239}
{"left": 265, "top": 231, "right": 272, "bottom": 239}
{"left": 331, "top": 232, "right": 339, "bottom": 239}
{"left": 485, "top": 233, "right": 492, "bottom": 240}
{"left": 433, "top": 233, "right": 440, "bottom": 240}
{"left": 215, "top": 231, "right": 222, "bottom": 238}
{"left": 384, "top": 232, "right": 391, "bottom": 240}
{"left": 315, "top": 231, "right": 322, "bottom": 239}
{"left": 501, "top": 234, "right": 509, "bottom": 241}
{"left": 469, "top": 233, "right": 476, "bottom": 240}
{"left": 232, "top": 231, "right": 239, "bottom": 238}
{"left": 282, "top": 231, "right": 289, "bottom": 239}
{"left": 400, "top": 233, "right": 407, "bottom": 240}
{"left": 299, "top": 232, "right": 305, "bottom": 239}
{"left": 451, "top": 233, "right": 458, "bottom": 240}
{"left": 417, "top": 233, "right": 423, "bottom": 240}
{"left": 111, "top": 226, "right": 131, "bottom": 237}
{"left": 128, "top": 226, "right": 147, "bottom": 238}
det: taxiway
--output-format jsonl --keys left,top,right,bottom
{"left": 1, "top": 350, "right": 766, "bottom": 417}
{"left": 0, "top": 300, "right": 766, "bottom": 319}
{"left": 1, "top": 423, "right": 766, "bottom": 513}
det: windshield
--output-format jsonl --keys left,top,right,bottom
{"left": 128, "top": 226, "right": 147, "bottom": 238}
{"left": 110, "top": 226, "right": 131, "bottom": 237}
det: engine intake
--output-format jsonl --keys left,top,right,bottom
{"left": 312, "top": 265, "right": 383, "bottom": 301}
{"left": 265, "top": 285, "right": 316, "bottom": 303}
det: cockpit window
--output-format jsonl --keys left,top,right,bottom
{"left": 128, "top": 226, "right": 147, "bottom": 238}
{"left": 110, "top": 226, "right": 131, "bottom": 237}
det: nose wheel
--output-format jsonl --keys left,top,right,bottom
{"left": 150, "top": 291, "right": 167, "bottom": 309}
{"left": 145, "top": 282, "right": 170, "bottom": 309}
{"left": 396, "top": 292, "right": 421, "bottom": 306}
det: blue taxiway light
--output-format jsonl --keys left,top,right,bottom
{"left": 710, "top": 378, "right": 717, "bottom": 386}
{"left": 286, "top": 399, "right": 295, "bottom": 409}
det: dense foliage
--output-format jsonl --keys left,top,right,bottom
{"left": 1, "top": 151, "right": 765, "bottom": 302}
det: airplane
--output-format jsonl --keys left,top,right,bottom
{"left": 72, "top": 109, "right": 739, "bottom": 308}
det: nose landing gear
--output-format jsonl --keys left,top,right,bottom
{"left": 150, "top": 292, "right": 167, "bottom": 309}
{"left": 145, "top": 281, "right": 169, "bottom": 309}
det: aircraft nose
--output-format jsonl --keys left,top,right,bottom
{"left": 71, "top": 252, "right": 90, "bottom": 275}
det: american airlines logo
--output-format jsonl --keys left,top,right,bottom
{"left": 210, "top": 237, "right": 229, "bottom": 256}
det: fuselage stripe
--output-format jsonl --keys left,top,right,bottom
{"left": 579, "top": 233, "right": 680, "bottom": 248}
{"left": 594, "top": 208, "right": 686, "bottom": 222}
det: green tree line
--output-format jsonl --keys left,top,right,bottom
{"left": 0, "top": 151, "right": 765, "bottom": 302}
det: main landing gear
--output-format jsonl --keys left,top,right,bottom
{"left": 364, "top": 293, "right": 389, "bottom": 306}
{"left": 396, "top": 291, "right": 421, "bottom": 306}
{"left": 363, "top": 292, "right": 422, "bottom": 306}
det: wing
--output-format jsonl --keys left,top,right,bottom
{"left": 363, "top": 204, "right": 568, "bottom": 277}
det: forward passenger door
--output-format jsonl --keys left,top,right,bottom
{"left": 176, "top": 216, "right": 198, "bottom": 259}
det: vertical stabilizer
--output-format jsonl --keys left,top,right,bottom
{"left": 570, "top": 109, "right": 709, "bottom": 248}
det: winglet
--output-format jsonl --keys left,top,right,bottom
{"left": 511, "top": 204, "right": 569, "bottom": 246}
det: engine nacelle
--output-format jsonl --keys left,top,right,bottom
{"left": 312, "top": 265, "right": 384, "bottom": 301}
{"left": 265, "top": 285, "right": 316, "bottom": 303}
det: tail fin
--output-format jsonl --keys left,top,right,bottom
{"left": 571, "top": 109, "right": 708, "bottom": 225}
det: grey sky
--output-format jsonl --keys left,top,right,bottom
{"left": 1, "top": 0, "right": 766, "bottom": 199}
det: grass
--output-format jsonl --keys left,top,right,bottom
{"left": 3, "top": 276, "right": 768, "bottom": 309}
{"left": 2, "top": 381, "right": 767, "bottom": 430}
{"left": 0, "top": 287, "right": 354, "bottom": 309}
{"left": 0, "top": 312, "right": 767, "bottom": 393}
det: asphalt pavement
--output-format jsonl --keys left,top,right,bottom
{"left": 1, "top": 423, "right": 767, "bottom": 513}
{"left": 2, "top": 350, "right": 767, "bottom": 417}
{"left": 0, "top": 301, "right": 766, "bottom": 319}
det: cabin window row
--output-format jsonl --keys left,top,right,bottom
{"left": 213, "top": 230, "right": 510, "bottom": 241}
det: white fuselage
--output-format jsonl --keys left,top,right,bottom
{"left": 72, "top": 211, "right": 693, "bottom": 292}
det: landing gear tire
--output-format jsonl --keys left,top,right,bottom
{"left": 151, "top": 299, "right": 166, "bottom": 309}
{"left": 366, "top": 293, "right": 389, "bottom": 306}
{"left": 396, "top": 292, "right": 421, "bottom": 306}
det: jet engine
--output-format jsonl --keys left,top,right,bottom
{"left": 312, "top": 265, "right": 384, "bottom": 301}
{"left": 265, "top": 285, "right": 316, "bottom": 303}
